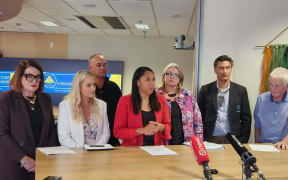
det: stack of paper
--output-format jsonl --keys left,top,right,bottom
{"left": 140, "top": 145, "right": 178, "bottom": 156}
{"left": 37, "top": 146, "right": 76, "bottom": 155}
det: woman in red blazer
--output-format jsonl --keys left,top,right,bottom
{"left": 114, "top": 67, "right": 171, "bottom": 146}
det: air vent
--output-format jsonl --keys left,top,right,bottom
{"left": 75, "top": 16, "right": 128, "bottom": 30}
{"left": 76, "top": 16, "right": 97, "bottom": 29}
{"left": 102, "top": 16, "right": 126, "bottom": 29}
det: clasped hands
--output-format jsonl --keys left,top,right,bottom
{"left": 136, "top": 121, "right": 165, "bottom": 136}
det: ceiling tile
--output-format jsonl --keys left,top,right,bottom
{"left": 153, "top": 0, "right": 195, "bottom": 37}
{"left": 103, "top": 29, "right": 132, "bottom": 36}
{"left": 109, "top": 0, "right": 154, "bottom": 24}
{"left": 3, "top": 17, "right": 47, "bottom": 33}
{"left": 63, "top": 0, "right": 115, "bottom": 16}
{"left": 23, "top": 0, "right": 69, "bottom": 9}
{"left": 0, "top": 23, "right": 19, "bottom": 32}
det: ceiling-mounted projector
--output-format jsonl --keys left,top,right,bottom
{"left": 174, "top": 35, "right": 195, "bottom": 50}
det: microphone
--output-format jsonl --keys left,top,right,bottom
{"left": 190, "top": 136, "right": 213, "bottom": 180}
{"left": 226, "top": 133, "right": 266, "bottom": 180}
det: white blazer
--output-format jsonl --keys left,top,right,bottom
{"left": 57, "top": 99, "right": 110, "bottom": 147}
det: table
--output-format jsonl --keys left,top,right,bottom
{"left": 36, "top": 145, "right": 288, "bottom": 180}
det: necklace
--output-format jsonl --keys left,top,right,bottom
{"left": 167, "top": 93, "right": 177, "bottom": 97}
{"left": 23, "top": 95, "right": 36, "bottom": 110}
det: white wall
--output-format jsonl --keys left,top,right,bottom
{"left": 68, "top": 35, "right": 194, "bottom": 95}
{"left": 201, "top": 0, "right": 288, "bottom": 142}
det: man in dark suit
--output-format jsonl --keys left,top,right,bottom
{"left": 198, "top": 55, "right": 251, "bottom": 143}
{"left": 89, "top": 54, "right": 122, "bottom": 146}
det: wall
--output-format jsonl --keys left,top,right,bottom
{"left": 201, "top": 0, "right": 288, "bottom": 142}
{"left": 0, "top": 32, "right": 68, "bottom": 59}
{"left": 68, "top": 35, "right": 195, "bottom": 95}
{"left": 0, "top": 31, "right": 195, "bottom": 100}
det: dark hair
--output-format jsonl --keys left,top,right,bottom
{"left": 9, "top": 60, "right": 44, "bottom": 92}
{"left": 131, "top": 66, "right": 161, "bottom": 114}
{"left": 214, "top": 55, "right": 234, "bottom": 68}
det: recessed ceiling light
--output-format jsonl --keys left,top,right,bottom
{"left": 40, "top": 21, "right": 59, "bottom": 27}
{"left": 83, "top": 4, "right": 96, "bottom": 8}
{"left": 135, "top": 24, "right": 149, "bottom": 30}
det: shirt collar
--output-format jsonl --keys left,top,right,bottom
{"left": 269, "top": 91, "right": 288, "bottom": 102}
{"left": 217, "top": 82, "right": 230, "bottom": 93}
{"left": 285, "top": 91, "right": 288, "bottom": 102}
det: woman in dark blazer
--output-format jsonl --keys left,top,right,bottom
{"left": 114, "top": 67, "right": 171, "bottom": 146}
{"left": 0, "top": 60, "right": 59, "bottom": 180}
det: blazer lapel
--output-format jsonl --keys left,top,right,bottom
{"left": 14, "top": 93, "right": 35, "bottom": 146}
{"left": 212, "top": 81, "right": 218, "bottom": 111}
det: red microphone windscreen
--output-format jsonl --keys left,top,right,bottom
{"left": 190, "top": 136, "right": 209, "bottom": 165}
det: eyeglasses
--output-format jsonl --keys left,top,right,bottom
{"left": 23, "top": 74, "right": 42, "bottom": 82}
{"left": 165, "top": 72, "right": 180, "bottom": 78}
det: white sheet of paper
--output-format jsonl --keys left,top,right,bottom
{"left": 249, "top": 144, "right": 280, "bottom": 152}
{"left": 140, "top": 145, "right": 178, "bottom": 156}
{"left": 37, "top": 146, "right": 76, "bottom": 155}
{"left": 183, "top": 141, "right": 225, "bottom": 150}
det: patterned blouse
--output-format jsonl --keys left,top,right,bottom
{"left": 156, "top": 88, "right": 203, "bottom": 142}
{"left": 83, "top": 114, "right": 99, "bottom": 145}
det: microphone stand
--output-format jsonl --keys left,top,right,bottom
{"left": 202, "top": 162, "right": 213, "bottom": 180}
{"left": 241, "top": 152, "right": 266, "bottom": 180}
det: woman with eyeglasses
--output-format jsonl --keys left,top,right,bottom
{"left": 156, "top": 63, "right": 203, "bottom": 145}
{"left": 114, "top": 67, "right": 171, "bottom": 146}
{"left": 0, "top": 60, "right": 59, "bottom": 180}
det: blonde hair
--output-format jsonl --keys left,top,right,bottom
{"left": 270, "top": 67, "right": 288, "bottom": 86}
{"left": 65, "top": 70, "right": 99, "bottom": 123}
{"left": 160, "top": 63, "right": 184, "bottom": 91}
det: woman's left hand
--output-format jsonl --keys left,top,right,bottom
{"left": 20, "top": 155, "right": 35, "bottom": 172}
{"left": 149, "top": 121, "right": 165, "bottom": 133}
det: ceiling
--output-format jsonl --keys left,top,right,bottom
{"left": 0, "top": 0, "right": 196, "bottom": 37}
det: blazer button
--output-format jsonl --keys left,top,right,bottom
{"left": 19, "top": 142, "right": 24, "bottom": 146}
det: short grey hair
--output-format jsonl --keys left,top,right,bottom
{"left": 88, "top": 54, "right": 105, "bottom": 65}
{"left": 269, "top": 67, "right": 288, "bottom": 86}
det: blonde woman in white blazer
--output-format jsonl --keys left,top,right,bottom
{"left": 57, "top": 70, "right": 110, "bottom": 147}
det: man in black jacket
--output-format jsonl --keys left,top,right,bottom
{"left": 89, "top": 54, "right": 122, "bottom": 146}
{"left": 198, "top": 55, "right": 251, "bottom": 143}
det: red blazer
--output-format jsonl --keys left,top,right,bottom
{"left": 114, "top": 94, "right": 171, "bottom": 146}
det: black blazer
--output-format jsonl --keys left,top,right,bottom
{"left": 198, "top": 81, "right": 251, "bottom": 143}
{"left": 0, "top": 90, "right": 59, "bottom": 180}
